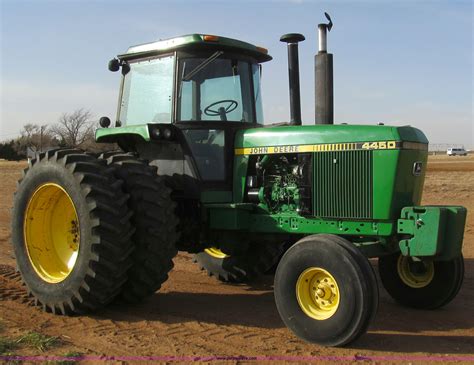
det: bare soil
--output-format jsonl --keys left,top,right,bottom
{"left": 0, "top": 156, "right": 473, "bottom": 364}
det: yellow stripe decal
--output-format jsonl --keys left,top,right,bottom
{"left": 234, "top": 141, "right": 427, "bottom": 156}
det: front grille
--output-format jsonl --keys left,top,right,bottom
{"left": 313, "top": 150, "right": 373, "bottom": 219}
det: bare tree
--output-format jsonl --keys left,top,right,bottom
{"left": 21, "top": 123, "right": 40, "bottom": 140}
{"left": 50, "top": 109, "right": 95, "bottom": 148}
{"left": 17, "top": 123, "right": 54, "bottom": 153}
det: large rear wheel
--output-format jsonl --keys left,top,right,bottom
{"left": 12, "top": 149, "right": 133, "bottom": 314}
{"left": 274, "top": 234, "right": 378, "bottom": 346}
{"left": 100, "top": 152, "right": 178, "bottom": 303}
{"left": 378, "top": 253, "right": 464, "bottom": 309}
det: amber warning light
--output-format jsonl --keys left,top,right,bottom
{"left": 203, "top": 35, "right": 219, "bottom": 42}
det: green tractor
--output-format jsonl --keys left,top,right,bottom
{"left": 12, "top": 15, "right": 466, "bottom": 346}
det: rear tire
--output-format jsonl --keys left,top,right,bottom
{"left": 378, "top": 253, "right": 464, "bottom": 309}
{"left": 194, "top": 242, "right": 285, "bottom": 283}
{"left": 274, "top": 234, "right": 378, "bottom": 347}
{"left": 12, "top": 149, "right": 133, "bottom": 314}
{"left": 100, "top": 152, "right": 178, "bottom": 303}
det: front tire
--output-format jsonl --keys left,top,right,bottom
{"left": 274, "top": 234, "right": 378, "bottom": 347}
{"left": 12, "top": 149, "right": 133, "bottom": 314}
{"left": 378, "top": 253, "right": 464, "bottom": 309}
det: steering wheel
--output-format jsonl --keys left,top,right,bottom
{"left": 204, "top": 99, "right": 238, "bottom": 117}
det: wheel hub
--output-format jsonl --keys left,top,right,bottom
{"left": 296, "top": 267, "right": 340, "bottom": 320}
{"left": 397, "top": 255, "right": 434, "bottom": 288}
{"left": 24, "top": 183, "right": 80, "bottom": 283}
{"left": 315, "top": 288, "right": 325, "bottom": 298}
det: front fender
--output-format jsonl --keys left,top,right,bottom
{"left": 95, "top": 125, "right": 150, "bottom": 143}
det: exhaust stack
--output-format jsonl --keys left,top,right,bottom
{"left": 315, "top": 12, "right": 334, "bottom": 125}
{"left": 280, "top": 33, "right": 305, "bottom": 126}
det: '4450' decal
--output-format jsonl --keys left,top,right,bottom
{"left": 361, "top": 141, "right": 397, "bottom": 150}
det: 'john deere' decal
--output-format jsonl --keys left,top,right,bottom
{"left": 235, "top": 141, "right": 427, "bottom": 156}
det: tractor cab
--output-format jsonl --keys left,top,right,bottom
{"left": 98, "top": 34, "right": 271, "bottom": 193}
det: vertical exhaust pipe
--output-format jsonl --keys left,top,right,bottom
{"left": 280, "top": 33, "right": 305, "bottom": 126}
{"left": 315, "top": 12, "right": 334, "bottom": 125}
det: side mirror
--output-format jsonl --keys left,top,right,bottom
{"left": 108, "top": 58, "right": 120, "bottom": 72}
{"left": 99, "top": 116, "right": 111, "bottom": 128}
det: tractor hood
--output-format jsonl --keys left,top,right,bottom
{"left": 234, "top": 124, "right": 428, "bottom": 155}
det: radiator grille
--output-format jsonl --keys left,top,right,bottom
{"left": 313, "top": 150, "right": 373, "bottom": 219}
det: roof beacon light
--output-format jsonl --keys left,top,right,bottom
{"left": 203, "top": 35, "right": 219, "bottom": 42}
{"left": 256, "top": 46, "right": 268, "bottom": 54}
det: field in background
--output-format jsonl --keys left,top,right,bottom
{"left": 0, "top": 155, "right": 473, "bottom": 363}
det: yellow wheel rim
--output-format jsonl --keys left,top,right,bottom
{"left": 204, "top": 247, "right": 229, "bottom": 259}
{"left": 296, "top": 267, "right": 340, "bottom": 320}
{"left": 24, "top": 183, "right": 80, "bottom": 283}
{"left": 397, "top": 255, "right": 434, "bottom": 288}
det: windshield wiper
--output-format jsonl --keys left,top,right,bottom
{"left": 183, "top": 51, "right": 224, "bottom": 81}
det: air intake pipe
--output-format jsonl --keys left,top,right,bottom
{"left": 315, "top": 12, "right": 334, "bottom": 125}
{"left": 280, "top": 33, "right": 305, "bottom": 126}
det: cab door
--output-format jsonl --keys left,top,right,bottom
{"left": 175, "top": 54, "right": 263, "bottom": 201}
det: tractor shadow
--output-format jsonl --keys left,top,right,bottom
{"left": 349, "top": 290, "right": 474, "bottom": 353}
{"left": 352, "top": 333, "right": 474, "bottom": 354}
{"left": 103, "top": 259, "right": 474, "bottom": 354}
{"left": 107, "top": 285, "right": 283, "bottom": 329}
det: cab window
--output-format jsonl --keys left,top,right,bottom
{"left": 119, "top": 55, "right": 174, "bottom": 125}
{"left": 178, "top": 57, "right": 259, "bottom": 123}
{"left": 183, "top": 129, "right": 226, "bottom": 181}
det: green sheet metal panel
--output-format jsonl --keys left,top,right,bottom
{"left": 234, "top": 124, "right": 428, "bottom": 149}
{"left": 206, "top": 203, "right": 395, "bottom": 237}
{"left": 390, "top": 149, "right": 427, "bottom": 217}
{"left": 233, "top": 155, "right": 249, "bottom": 203}
{"left": 373, "top": 149, "right": 427, "bottom": 219}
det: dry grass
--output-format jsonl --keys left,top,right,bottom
{"left": 16, "top": 332, "right": 61, "bottom": 352}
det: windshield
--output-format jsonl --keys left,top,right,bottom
{"left": 119, "top": 55, "right": 175, "bottom": 125}
{"left": 177, "top": 57, "right": 263, "bottom": 123}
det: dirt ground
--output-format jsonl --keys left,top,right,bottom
{"left": 0, "top": 155, "right": 473, "bottom": 364}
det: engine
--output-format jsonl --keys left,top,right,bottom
{"left": 246, "top": 154, "right": 312, "bottom": 214}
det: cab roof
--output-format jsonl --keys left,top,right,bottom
{"left": 118, "top": 33, "right": 272, "bottom": 62}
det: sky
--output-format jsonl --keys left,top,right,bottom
{"left": 1, "top": 0, "right": 472, "bottom": 148}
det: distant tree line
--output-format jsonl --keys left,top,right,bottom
{"left": 0, "top": 109, "right": 113, "bottom": 160}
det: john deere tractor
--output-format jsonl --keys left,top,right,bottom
{"left": 12, "top": 14, "right": 466, "bottom": 346}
